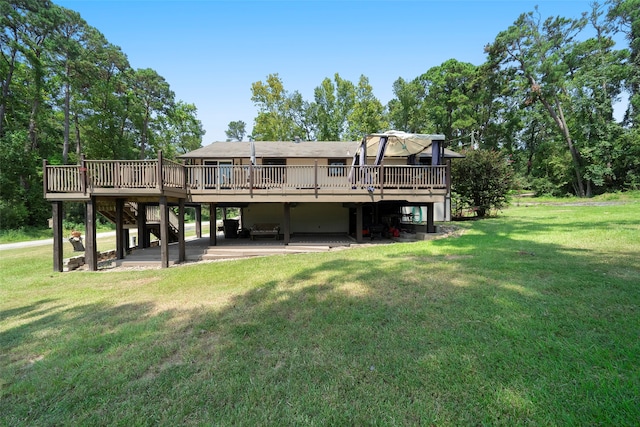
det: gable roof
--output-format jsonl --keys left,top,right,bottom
{"left": 180, "top": 141, "right": 359, "bottom": 159}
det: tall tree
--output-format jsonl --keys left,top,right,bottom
{"left": 569, "top": 3, "right": 628, "bottom": 192}
{"left": 313, "top": 73, "right": 355, "bottom": 141}
{"left": 48, "top": 5, "right": 89, "bottom": 164}
{"left": 79, "top": 41, "right": 133, "bottom": 159}
{"left": 156, "top": 101, "right": 204, "bottom": 158}
{"left": 387, "top": 77, "right": 428, "bottom": 133}
{"left": 607, "top": 0, "right": 640, "bottom": 126}
{"left": 288, "top": 91, "right": 317, "bottom": 141}
{"left": 415, "top": 59, "right": 478, "bottom": 147}
{"left": 251, "top": 73, "right": 305, "bottom": 141}
{"left": 486, "top": 8, "right": 590, "bottom": 196}
{"left": 346, "top": 75, "right": 387, "bottom": 140}
{"left": 131, "top": 68, "right": 174, "bottom": 159}
{"left": 0, "top": 0, "right": 52, "bottom": 137}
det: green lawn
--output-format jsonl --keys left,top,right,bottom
{"left": 1, "top": 199, "right": 639, "bottom": 425}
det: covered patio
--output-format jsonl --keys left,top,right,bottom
{"left": 103, "top": 231, "right": 383, "bottom": 270}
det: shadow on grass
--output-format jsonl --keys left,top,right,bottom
{"left": 0, "top": 299, "right": 58, "bottom": 323}
{"left": 1, "top": 213, "right": 639, "bottom": 425}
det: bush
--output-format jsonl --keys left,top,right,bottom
{"left": 451, "top": 149, "right": 514, "bottom": 217}
{"left": 0, "top": 200, "right": 29, "bottom": 230}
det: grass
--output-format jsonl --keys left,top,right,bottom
{"left": 0, "top": 224, "right": 114, "bottom": 244}
{"left": 1, "top": 200, "right": 639, "bottom": 425}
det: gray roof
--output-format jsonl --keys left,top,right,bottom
{"left": 180, "top": 141, "right": 359, "bottom": 159}
{"left": 180, "top": 140, "right": 464, "bottom": 159}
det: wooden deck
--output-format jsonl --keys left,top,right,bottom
{"left": 44, "top": 154, "right": 451, "bottom": 271}
{"left": 44, "top": 158, "right": 450, "bottom": 204}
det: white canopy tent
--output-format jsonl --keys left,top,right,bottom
{"left": 348, "top": 131, "right": 447, "bottom": 187}
{"left": 364, "top": 130, "right": 445, "bottom": 160}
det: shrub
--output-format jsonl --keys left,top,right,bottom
{"left": 450, "top": 149, "right": 514, "bottom": 217}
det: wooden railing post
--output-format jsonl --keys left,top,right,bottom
{"left": 182, "top": 159, "right": 188, "bottom": 190}
{"left": 314, "top": 160, "right": 318, "bottom": 198}
{"left": 80, "top": 154, "right": 87, "bottom": 194}
{"left": 42, "top": 159, "right": 48, "bottom": 195}
{"left": 114, "top": 160, "right": 120, "bottom": 188}
{"left": 157, "top": 150, "right": 164, "bottom": 191}
{"left": 446, "top": 162, "right": 451, "bottom": 192}
{"left": 249, "top": 162, "right": 254, "bottom": 198}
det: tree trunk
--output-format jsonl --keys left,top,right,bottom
{"left": 28, "top": 100, "right": 39, "bottom": 151}
{"left": 536, "top": 91, "right": 586, "bottom": 197}
{"left": 74, "top": 113, "right": 82, "bottom": 157}
{"left": 63, "top": 78, "right": 71, "bottom": 164}
{"left": 0, "top": 42, "right": 19, "bottom": 137}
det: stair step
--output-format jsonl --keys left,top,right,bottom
{"left": 286, "top": 245, "right": 331, "bottom": 252}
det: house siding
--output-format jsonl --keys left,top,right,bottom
{"left": 242, "top": 202, "right": 349, "bottom": 234}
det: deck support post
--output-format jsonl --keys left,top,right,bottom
{"left": 52, "top": 201, "right": 64, "bottom": 272}
{"left": 283, "top": 203, "right": 291, "bottom": 244}
{"left": 160, "top": 196, "right": 169, "bottom": 268}
{"left": 115, "top": 198, "right": 125, "bottom": 259}
{"left": 137, "top": 202, "right": 147, "bottom": 248}
{"left": 356, "top": 204, "right": 363, "bottom": 243}
{"left": 124, "top": 229, "right": 130, "bottom": 253}
{"left": 426, "top": 202, "right": 436, "bottom": 233}
{"left": 209, "top": 203, "right": 217, "bottom": 246}
{"left": 85, "top": 197, "right": 98, "bottom": 271}
{"left": 195, "top": 204, "right": 202, "bottom": 238}
{"left": 178, "top": 198, "right": 185, "bottom": 263}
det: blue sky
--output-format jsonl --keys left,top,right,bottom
{"left": 56, "top": 0, "right": 603, "bottom": 143}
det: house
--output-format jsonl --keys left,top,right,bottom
{"left": 43, "top": 131, "right": 462, "bottom": 271}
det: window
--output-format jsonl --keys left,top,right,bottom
{"left": 328, "top": 159, "right": 347, "bottom": 176}
{"left": 203, "top": 160, "right": 233, "bottom": 188}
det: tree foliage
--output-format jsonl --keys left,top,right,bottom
{"left": 0, "top": 0, "right": 204, "bottom": 229}
{"left": 213, "top": 1, "right": 640, "bottom": 199}
{"left": 2, "top": 0, "right": 639, "bottom": 230}
{"left": 225, "top": 120, "right": 246, "bottom": 141}
{"left": 451, "top": 149, "right": 514, "bottom": 217}
{"left": 250, "top": 73, "right": 310, "bottom": 141}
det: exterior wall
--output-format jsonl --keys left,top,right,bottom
{"left": 242, "top": 203, "right": 284, "bottom": 229}
{"left": 290, "top": 203, "right": 349, "bottom": 233}
{"left": 381, "top": 158, "right": 408, "bottom": 166}
{"left": 286, "top": 158, "right": 315, "bottom": 166}
{"left": 243, "top": 202, "right": 349, "bottom": 234}
{"left": 192, "top": 157, "right": 407, "bottom": 166}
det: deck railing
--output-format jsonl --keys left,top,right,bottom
{"left": 44, "top": 160, "right": 448, "bottom": 195}
{"left": 186, "top": 164, "right": 448, "bottom": 191}
{"left": 86, "top": 160, "right": 158, "bottom": 189}
{"left": 161, "top": 159, "right": 186, "bottom": 189}
{"left": 44, "top": 157, "right": 187, "bottom": 194}
{"left": 44, "top": 165, "right": 83, "bottom": 193}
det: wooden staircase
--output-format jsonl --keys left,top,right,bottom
{"left": 97, "top": 201, "right": 179, "bottom": 243}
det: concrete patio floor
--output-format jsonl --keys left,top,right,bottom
{"left": 106, "top": 231, "right": 393, "bottom": 270}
